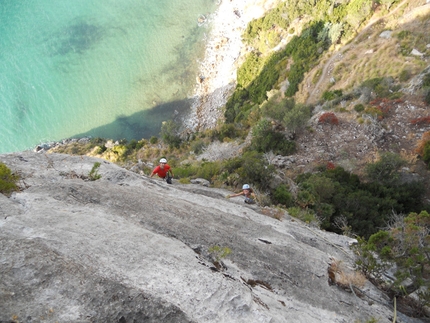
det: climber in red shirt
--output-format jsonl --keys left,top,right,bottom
{"left": 150, "top": 158, "right": 174, "bottom": 183}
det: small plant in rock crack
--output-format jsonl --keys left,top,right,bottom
{"left": 208, "top": 246, "right": 232, "bottom": 270}
{"left": 88, "top": 162, "right": 102, "bottom": 181}
{"left": 0, "top": 162, "right": 19, "bottom": 196}
{"left": 208, "top": 245, "right": 232, "bottom": 261}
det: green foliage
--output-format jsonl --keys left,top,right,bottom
{"left": 173, "top": 163, "right": 199, "bottom": 179}
{"left": 111, "top": 145, "right": 129, "bottom": 161}
{"left": 174, "top": 161, "right": 221, "bottom": 183}
{"left": 90, "top": 137, "right": 107, "bottom": 147}
{"left": 126, "top": 139, "right": 144, "bottom": 151}
{"left": 224, "top": 89, "right": 250, "bottom": 123}
{"left": 425, "top": 90, "right": 430, "bottom": 106}
{"left": 322, "top": 90, "right": 343, "bottom": 101}
{"left": 217, "top": 123, "right": 241, "bottom": 141}
{"left": 352, "top": 235, "right": 391, "bottom": 280}
{"left": 225, "top": 0, "right": 382, "bottom": 122}
{"left": 287, "top": 206, "right": 319, "bottom": 225}
{"left": 237, "top": 151, "right": 274, "bottom": 191}
{"left": 208, "top": 245, "right": 232, "bottom": 261}
{"left": 243, "top": 4, "right": 290, "bottom": 45}
{"left": 161, "top": 120, "right": 182, "bottom": 148}
{"left": 328, "top": 22, "right": 344, "bottom": 44}
{"left": 422, "top": 73, "right": 430, "bottom": 87}
{"left": 358, "top": 211, "right": 430, "bottom": 305}
{"left": 364, "top": 152, "right": 406, "bottom": 185}
{"left": 0, "top": 162, "right": 19, "bottom": 195}
{"left": 283, "top": 104, "right": 313, "bottom": 133}
{"left": 261, "top": 96, "right": 295, "bottom": 121}
{"left": 360, "top": 77, "right": 395, "bottom": 98}
{"left": 226, "top": 21, "right": 329, "bottom": 122}
{"left": 191, "top": 140, "right": 206, "bottom": 155}
{"left": 397, "top": 30, "right": 411, "bottom": 40}
{"left": 196, "top": 161, "right": 221, "bottom": 182}
{"left": 345, "top": 0, "right": 374, "bottom": 30}
{"left": 219, "top": 152, "right": 274, "bottom": 191}
{"left": 260, "top": 97, "right": 312, "bottom": 134}
{"left": 423, "top": 74, "right": 430, "bottom": 106}
{"left": 295, "top": 165, "right": 426, "bottom": 238}
{"left": 237, "top": 52, "right": 265, "bottom": 88}
{"left": 149, "top": 136, "right": 158, "bottom": 144}
{"left": 315, "top": 202, "right": 336, "bottom": 229}
{"left": 250, "top": 119, "right": 296, "bottom": 155}
{"left": 423, "top": 141, "right": 430, "bottom": 168}
{"left": 88, "top": 162, "right": 102, "bottom": 181}
{"left": 285, "top": 22, "right": 329, "bottom": 97}
{"left": 272, "top": 184, "right": 293, "bottom": 206}
{"left": 354, "top": 104, "right": 365, "bottom": 112}
{"left": 399, "top": 69, "right": 411, "bottom": 82}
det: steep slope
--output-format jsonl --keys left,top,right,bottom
{"left": 0, "top": 152, "right": 415, "bottom": 323}
{"left": 301, "top": 0, "right": 430, "bottom": 104}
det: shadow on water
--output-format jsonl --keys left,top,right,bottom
{"left": 73, "top": 97, "right": 194, "bottom": 141}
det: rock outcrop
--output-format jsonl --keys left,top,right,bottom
{"left": 0, "top": 152, "right": 418, "bottom": 322}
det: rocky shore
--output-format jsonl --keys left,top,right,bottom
{"left": 186, "top": 0, "right": 281, "bottom": 131}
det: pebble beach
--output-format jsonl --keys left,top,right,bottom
{"left": 188, "top": 0, "right": 280, "bottom": 131}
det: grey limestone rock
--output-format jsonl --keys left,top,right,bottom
{"left": 0, "top": 152, "right": 415, "bottom": 323}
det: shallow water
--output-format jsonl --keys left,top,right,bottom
{"left": 0, "top": 0, "right": 216, "bottom": 153}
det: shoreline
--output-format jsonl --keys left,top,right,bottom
{"left": 31, "top": 1, "right": 279, "bottom": 153}
{"left": 185, "top": 0, "right": 280, "bottom": 132}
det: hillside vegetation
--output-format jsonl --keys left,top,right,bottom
{"left": 43, "top": 0, "right": 430, "bottom": 316}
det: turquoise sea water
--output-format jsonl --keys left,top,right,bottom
{"left": 0, "top": 0, "right": 216, "bottom": 153}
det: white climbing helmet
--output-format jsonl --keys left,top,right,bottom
{"left": 242, "top": 184, "right": 250, "bottom": 190}
{"left": 159, "top": 158, "right": 167, "bottom": 163}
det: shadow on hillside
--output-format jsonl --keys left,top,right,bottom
{"left": 73, "top": 97, "right": 194, "bottom": 141}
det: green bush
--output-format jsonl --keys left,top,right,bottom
{"left": 88, "top": 162, "right": 102, "bottom": 181}
{"left": 173, "top": 163, "right": 199, "bottom": 179}
{"left": 364, "top": 152, "right": 406, "bottom": 185}
{"left": 322, "top": 90, "right": 343, "bottom": 101}
{"left": 398, "top": 69, "right": 411, "bottom": 82}
{"left": 261, "top": 97, "right": 295, "bottom": 122}
{"left": 423, "top": 141, "right": 430, "bottom": 168}
{"left": 352, "top": 235, "right": 391, "bottom": 279}
{"left": 287, "top": 206, "right": 319, "bottom": 225}
{"left": 396, "top": 30, "right": 411, "bottom": 40}
{"left": 196, "top": 161, "right": 221, "bottom": 182}
{"left": 0, "top": 163, "right": 19, "bottom": 195}
{"left": 355, "top": 211, "right": 430, "bottom": 306}
{"left": 360, "top": 77, "right": 395, "bottom": 98}
{"left": 283, "top": 104, "right": 312, "bottom": 133}
{"left": 272, "top": 184, "right": 293, "bottom": 206}
{"left": 237, "top": 52, "right": 265, "bottom": 88}
{"left": 126, "top": 139, "right": 144, "bottom": 151}
{"left": 422, "top": 73, "right": 430, "bottom": 87}
{"left": 314, "top": 202, "right": 335, "bottom": 229}
{"left": 354, "top": 104, "right": 365, "bottom": 112}
{"left": 161, "top": 120, "right": 182, "bottom": 148}
{"left": 294, "top": 165, "right": 427, "bottom": 238}
{"left": 251, "top": 119, "right": 296, "bottom": 155}
{"left": 236, "top": 151, "right": 274, "bottom": 190}
{"left": 218, "top": 124, "right": 241, "bottom": 141}
{"left": 191, "top": 140, "right": 206, "bottom": 155}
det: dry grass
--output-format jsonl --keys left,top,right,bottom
{"left": 302, "top": 2, "right": 430, "bottom": 103}
{"left": 329, "top": 259, "right": 367, "bottom": 288}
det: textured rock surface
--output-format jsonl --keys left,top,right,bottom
{"left": 0, "top": 152, "right": 418, "bottom": 323}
